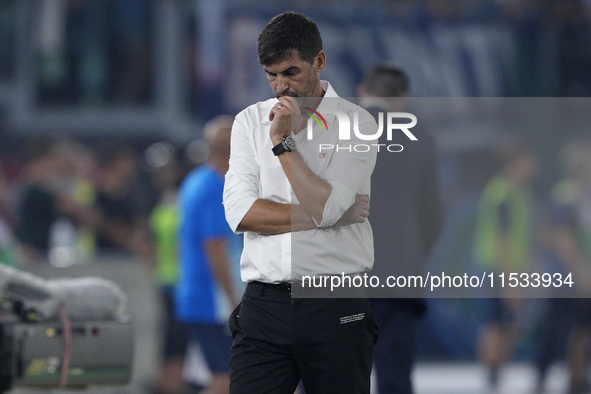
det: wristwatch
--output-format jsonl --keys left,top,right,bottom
{"left": 272, "top": 135, "right": 296, "bottom": 156}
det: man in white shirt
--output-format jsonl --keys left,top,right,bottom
{"left": 223, "top": 11, "right": 378, "bottom": 393}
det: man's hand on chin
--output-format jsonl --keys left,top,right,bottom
{"left": 269, "top": 96, "right": 304, "bottom": 143}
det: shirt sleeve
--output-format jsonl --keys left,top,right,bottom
{"left": 318, "top": 110, "right": 378, "bottom": 227}
{"left": 223, "top": 112, "right": 260, "bottom": 233}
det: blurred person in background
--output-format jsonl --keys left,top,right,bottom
{"left": 473, "top": 136, "right": 539, "bottom": 392}
{"left": 0, "top": 163, "right": 17, "bottom": 267}
{"left": 147, "top": 146, "right": 189, "bottom": 394}
{"left": 537, "top": 142, "right": 591, "bottom": 394}
{"left": 175, "top": 117, "right": 242, "bottom": 394}
{"left": 358, "top": 65, "right": 442, "bottom": 394}
{"left": 94, "top": 144, "right": 152, "bottom": 259}
{"left": 16, "top": 136, "right": 63, "bottom": 262}
{"left": 15, "top": 136, "right": 94, "bottom": 265}
{"left": 53, "top": 140, "right": 98, "bottom": 263}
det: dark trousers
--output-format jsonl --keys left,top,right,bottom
{"left": 371, "top": 298, "right": 421, "bottom": 394}
{"left": 229, "top": 282, "right": 378, "bottom": 394}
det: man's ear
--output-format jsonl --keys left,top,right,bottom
{"left": 314, "top": 50, "right": 326, "bottom": 72}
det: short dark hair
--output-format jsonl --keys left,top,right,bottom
{"left": 362, "top": 65, "right": 409, "bottom": 97}
{"left": 258, "top": 11, "right": 323, "bottom": 66}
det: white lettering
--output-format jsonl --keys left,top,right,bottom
{"left": 387, "top": 112, "right": 418, "bottom": 141}
{"left": 387, "top": 144, "right": 404, "bottom": 152}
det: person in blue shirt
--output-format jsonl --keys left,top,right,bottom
{"left": 176, "top": 116, "right": 242, "bottom": 394}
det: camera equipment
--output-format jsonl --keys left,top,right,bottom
{"left": 0, "top": 265, "right": 133, "bottom": 392}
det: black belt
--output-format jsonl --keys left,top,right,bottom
{"left": 249, "top": 281, "right": 292, "bottom": 293}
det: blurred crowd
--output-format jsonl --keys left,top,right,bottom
{"left": 2, "top": 0, "right": 591, "bottom": 111}
{"left": 0, "top": 136, "right": 197, "bottom": 269}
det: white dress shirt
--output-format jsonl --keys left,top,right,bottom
{"left": 223, "top": 81, "right": 377, "bottom": 283}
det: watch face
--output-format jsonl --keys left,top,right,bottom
{"left": 284, "top": 136, "right": 296, "bottom": 150}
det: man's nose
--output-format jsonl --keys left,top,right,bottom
{"left": 276, "top": 76, "right": 290, "bottom": 92}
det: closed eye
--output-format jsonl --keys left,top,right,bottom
{"left": 264, "top": 66, "right": 301, "bottom": 78}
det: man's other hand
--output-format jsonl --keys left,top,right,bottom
{"left": 336, "top": 194, "right": 370, "bottom": 226}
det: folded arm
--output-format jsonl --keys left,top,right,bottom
{"left": 270, "top": 97, "right": 377, "bottom": 227}
{"left": 223, "top": 108, "right": 374, "bottom": 236}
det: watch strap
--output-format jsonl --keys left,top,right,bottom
{"left": 272, "top": 136, "right": 291, "bottom": 156}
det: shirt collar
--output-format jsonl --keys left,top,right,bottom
{"left": 320, "top": 80, "right": 338, "bottom": 99}
{"left": 314, "top": 80, "right": 339, "bottom": 126}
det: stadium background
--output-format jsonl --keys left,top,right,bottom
{"left": 1, "top": 0, "right": 591, "bottom": 392}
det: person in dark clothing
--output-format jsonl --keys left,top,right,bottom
{"left": 17, "top": 182, "right": 57, "bottom": 253}
{"left": 535, "top": 142, "right": 591, "bottom": 394}
{"left": 94, "top": 145, "right": 137, "bottom": 251}
{"left": 359, "top": 65, "right": 443, "bottom": 394}
{"left": 93, "top": 144, "right": 151, "bottom": 259}
{"left": 473, "top": 137, "right": 538, "bottom": 391}
{"left": 16, "top": 137, "right": 84, "bottom": 264}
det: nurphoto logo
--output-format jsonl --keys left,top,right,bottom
{"left": 302, "top": 107, "right": 329, "bottom": 131}
{"left": 305, "top": 110, "right": 418, "bottom": 153}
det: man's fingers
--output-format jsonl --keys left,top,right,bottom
{"left": 350, "top": 194, "right": 370, "bottom": 220}
{"left": 338, "top": 194, "right": 370, "bottom": 225}
{"left": 355, "top": 201, "right": 370, "bottom": 211}
{"left": 270, "top": 99, "right": 294, "bottom": 121}
{"left": 278, "top": 96, "right": 303, "bottom": 115}
{"left": 355, "top": 194, "right": 370, "bottom": 203}
{"left": 356, "top": 206, "right": 369, "bottom": 220}
{"left": 279, "top": 96, "right": 295, "bottom": 107}
{"left": 277, "top": 98, "right": 293, "bottom": 113}
{"left": 269, "top": 106, "right": 287, "bottom": 122}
